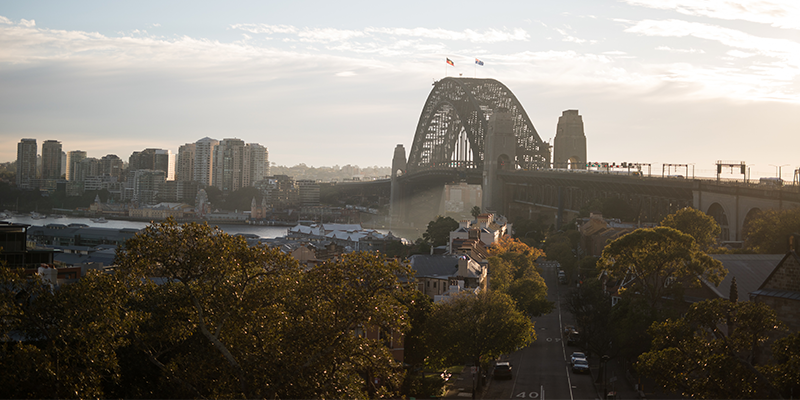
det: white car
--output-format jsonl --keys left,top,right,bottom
{"left": 570, "top": 352, "right": 587, "bottom": 365}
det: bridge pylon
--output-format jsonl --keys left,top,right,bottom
{"left": 482, "top": 108, "right": 516, "bottom": 214}
{"left": 390, "top": 144, "right": 407, "bottom": 223}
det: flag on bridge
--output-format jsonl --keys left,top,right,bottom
{"left": 475, "top": 58, "right": 484, "bottom": 66}
{"left": 446, "top": 58, "right": 454, "bottom": 66}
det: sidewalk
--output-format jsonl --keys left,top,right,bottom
{"left": 590, "top": 357, "right": 646, "bottom": 400}
{"left": 443, "top": 365, "right": 484, "bottom": 399}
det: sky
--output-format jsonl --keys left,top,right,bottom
{"left": 1, "top": 0, "right": 799, "bottom": 179}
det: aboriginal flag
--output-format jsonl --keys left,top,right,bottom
{"left": 446, "top": 58, "right": 454, "bottom": 66}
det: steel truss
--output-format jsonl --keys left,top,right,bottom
{"left": 407, "top": 77, "right": 550, "bottom": 173}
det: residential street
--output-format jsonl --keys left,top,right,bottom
{"left": 469, "top": 262, "right": 598, "bottom": 400}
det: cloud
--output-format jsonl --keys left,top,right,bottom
{"left": 335, "top": 71, "right": 356, "bottom": 77}
{"left": 20, "top": 19, "right": 35, "bottom": 27}
{"left": 625, "top": 19, "right": 800, "bottom": 101}
{"left": 655, "top": 46, "right": 705, "bottom": 53}
{"left": 229, "top": 24, "right": 529, "bottom": 44}
{"left": 623, "top": 0, "right": 800, "bottom": 30}
{"left": 626, "top": 19, "right": 800, "bottom": 62}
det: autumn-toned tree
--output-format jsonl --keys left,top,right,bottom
{"left": 488, "top": 237, "right": 552, "bottom": 316}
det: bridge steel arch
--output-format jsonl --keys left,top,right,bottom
{"left": 406, "top": 77, "right": 550, "bottom": 173}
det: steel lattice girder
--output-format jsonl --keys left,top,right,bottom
{"left": 407, "top": 77, "right": 550, "bottom": 173}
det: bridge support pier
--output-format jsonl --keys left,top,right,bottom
{"left": 482, "top": 109, "right": 516, "bottom": 214}
{"left": 390, "top": 144, "right": 407, "bottom": 225}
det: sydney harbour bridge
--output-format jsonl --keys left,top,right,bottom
{"left": 330, "top": 77, "right": 800, "bottom": 243}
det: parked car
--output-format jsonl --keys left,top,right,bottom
{"left": 570, "top": 352, "right": 587, "bottom": 365}
{"left": 567, "top": 332, "right": 580, "bottom": 346}
{"left": 493, "top": 361, "right": 512, "bottom": 379}
{"left": 572, "top": 358, "right": 590, "bottom": 373}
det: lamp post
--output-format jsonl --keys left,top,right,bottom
{"left": 602, "top": 355, "right": 609, "bottom": 399}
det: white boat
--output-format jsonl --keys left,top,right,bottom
{"left": 31, "top": 212, "right": 47, "bottom": 219}
{"left": 90, "top": 217, "right": 108, "bottom": 223}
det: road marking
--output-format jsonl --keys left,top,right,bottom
{"left": 545, "top": 337, "right": 561, "bottom": 342}
{"left": 515, "top": 391, "right": 539, "bottom": 398}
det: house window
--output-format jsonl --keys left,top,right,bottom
{"left": 433, "top": 282, "right": 437, "bottom": 288}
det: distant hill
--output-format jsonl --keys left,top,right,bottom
{"left": 270, "top": 164, "right": 391, "bottom": 181}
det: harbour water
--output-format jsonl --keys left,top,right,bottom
{"left": 4, "top": 215, "right": 290, "bottom": 239}
{"left": 4, "top": 215, "right": 422, "bottom": 242}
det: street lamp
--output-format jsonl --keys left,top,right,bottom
{"left": 601, "top": 355, "right": 610, "bottom": 399}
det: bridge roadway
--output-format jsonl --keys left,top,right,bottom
{"left": 480, "top": 263, "right": 596, "bottom": 400}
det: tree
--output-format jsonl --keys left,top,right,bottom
{"left": 487, "top": 237, "right": 552, "bottom": 316}
{"left": 743, "top": 208, "right": 800, "bottom": 253}
{"left": 115, "top": 219, "right": 416, "bottom": 399}
{"left": 0, "top": 268, "right": 133, "bottom": 399}
{"left": 470, "top": 206, "right": 481, "bottom": 219}
{"left": 637, "top": 299, "right": 791, "bottom": 399}
{"left": 566, "top": 280, "right": 615, "bottom": 357}
{"left": 425, "top": 291, "right": 535, "bottom": 372}
{"left": 598, "top": 227, "right": 727, "bottom": 308}
{"left": 422, "top": 216, "right": 459, "bottom": 247}
{"left": 661, "top": 207, "right": 721, "bottom": 250}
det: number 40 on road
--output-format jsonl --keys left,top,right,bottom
{"left": 516, "top": 392, "right": 539, "bottom": 398}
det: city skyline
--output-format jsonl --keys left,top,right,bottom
{"left": 1, "top": 1, "right": 799, "bottom": 180}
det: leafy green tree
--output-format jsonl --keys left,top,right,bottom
{"left": 115, "top": 219, "right": 415, "bottom": 399}
{"left": 0, "top": 268, "right": 133, "bottom": 399}
{"left": 470, "top": 206, "right": 481, "bottom": 219}
{"left": 762, "top": 332, "right": 800, "bottom": 398}
{"left": 598, "top": 227, "right": 727, "bottom": 308}
{"left": 505, "top": 276, "right": 553, "bottom": 317}
{"left": 661, "top": 207, "right": 721, "bottom": 250}
{"left": 425, "top": 291, "right": 535, "bottom": 372}
{"left": 743, "top": 208, "right": 800, "bottom": 253}
{"left": 566, "top": 280, "right": 615, "bottom": 357}
{"left": 422, "top": 216, "right": 459, "bottom": 247}
{"left": 637, "top": 299, "right": 789, "bottom": 399}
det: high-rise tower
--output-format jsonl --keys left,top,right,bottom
{"left": 16, "top": 138, "right": 37, "bottom": 187}
{"left": 193, "top": 137, "right": 218, "bottom": 186}
{"left": 41, "top": 140, "right": 62, "bottom": 179}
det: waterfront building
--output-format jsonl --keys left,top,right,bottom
{"left": 213, "top": 138, "right": 246, "bottom": 192}
{"left": 177, "top": 142, "right": 196, "bottom": 182}
{"left": 193, "top": 137, "right": 218, "bottom": 186}
{"left": 41, "top": 140, "right": 62, "bottom": 180}
{"left": 16, "top": 138, "right": 37, "bottom": 187}
{"left": 297, "top": 179, "right": 320, "bottom": 206}
{"left": 129, "top": 148, "right": 173, "bottom": 179}
{"left": 99, "top": 154, "right": 124, "bottom": 179}
{"left": 245, "top": 143, "right": 269, "bottom": 186}
{"left": 67, "top": 150, "right": 87, "bottom": 181}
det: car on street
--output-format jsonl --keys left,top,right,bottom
{"left": 570, "top": 352, "right": 587, "bottom": 365}
{"left": 493, "top": 361, "right": 512, "bottom": 379}
{"left": 572, "top": 358, "right": 590, "bottom": 374}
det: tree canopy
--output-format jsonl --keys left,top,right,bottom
{"left": 744, "top": 207, "right": 800, "bottom": 253}
{"left": 422, "top": 216, "right": 459, "bottom": 247}
{"left": 487, "top": 237, "right": 552, "bottom": 316}
{"left": 638, "top": 299, "right": 797, "bottom": 399}
{"left": 424, "top": 290, "right": 535, "bottom": 370}
{"left": 114, "top": 219, "right": 417, "bottom": 399}
{"left": 598, "top": 227, "right": 727, "bottom": 308}
{"left": 1, "top": 219, "right": 419, "bottom": 399}
{"left": 661, "top": 207, "right": 721, "bottom": 250}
